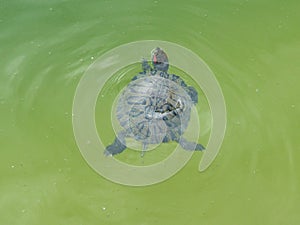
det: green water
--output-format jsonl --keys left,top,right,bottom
{"left": 1, "top": 0, "right": 299, "bottom": 224}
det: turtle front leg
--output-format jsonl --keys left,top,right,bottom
{"left": 186, "top": 86, "right": 198, "bottom": 104}
{"left": 105, "top": 131, "right": 127, "bottom": 156}
{"left": 142, "top": 58, "right": 151, "bottom": 72}
{"left": 178, "top": 137, "right": 205, "bottom": 151}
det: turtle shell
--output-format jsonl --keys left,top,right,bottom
{"left": 116, "top": 72, "right": 193, "bottom": 146}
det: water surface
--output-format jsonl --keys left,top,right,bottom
{"left": 1, "top": 0, "right": 299, "bottom": 224}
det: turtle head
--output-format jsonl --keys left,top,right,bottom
{"left": 151, "top": 47, "right": 169, "bottom": 72}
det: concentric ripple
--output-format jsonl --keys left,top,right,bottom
{"left": 72, "top": 40, "right": 226, "bottom": 186}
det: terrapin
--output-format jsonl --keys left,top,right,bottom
{"left": 105, "top": 47, "right": 205, "bottom": 156}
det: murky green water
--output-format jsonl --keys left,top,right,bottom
{"left": 1, "top": 0, "right": 299, "bottom": 224}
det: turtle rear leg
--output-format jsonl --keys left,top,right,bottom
{"left": 178, "top": 137, "right": 205, "bottom": 151}
{"left": 105, "top": 131, "right": 127, "bottom": 156}
{"left": 140, "top": 143, "right": 149, "bottom": 158}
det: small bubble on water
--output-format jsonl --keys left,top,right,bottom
{"left": 11, "top": 165, "right": 15, "bottom": 169}
{"left": 291, "top": 104, "right": 295, "bottom": 108}
{"left": 49, "top": 7, "right": 53, "bottom": 11}
{"left": 154, "top": 0, "right": 158, "bottom": 3}
{"left": 91, "top": 56, "right": 94, "bottom": 60}
{"left": 255, "top": 88, "right": 259, "bottom": 93}
{"left": 79, "top": 58, "right": 84, "bottom": 62}
{"left": 102, "top": 207, "right": 106, "bottom": 211}
{"left": 48, "top": 51, "right": 52, "bottom": 55}
{"left": 21, "top": 209, "right": 26, "bottom": 213}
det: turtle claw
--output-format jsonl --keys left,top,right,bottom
{"left": 195, "top": 143, "right": 205, "bottom": 151}
{"left": 104, "top": 150, "right": 113, "bottom": 157}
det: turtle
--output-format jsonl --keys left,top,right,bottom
{"left": 105, "top": 47, "right": 205, "bottom": 156}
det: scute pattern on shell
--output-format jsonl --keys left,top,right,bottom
{"left": 116, "top": 73, "right": 193, "bottom": 146}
